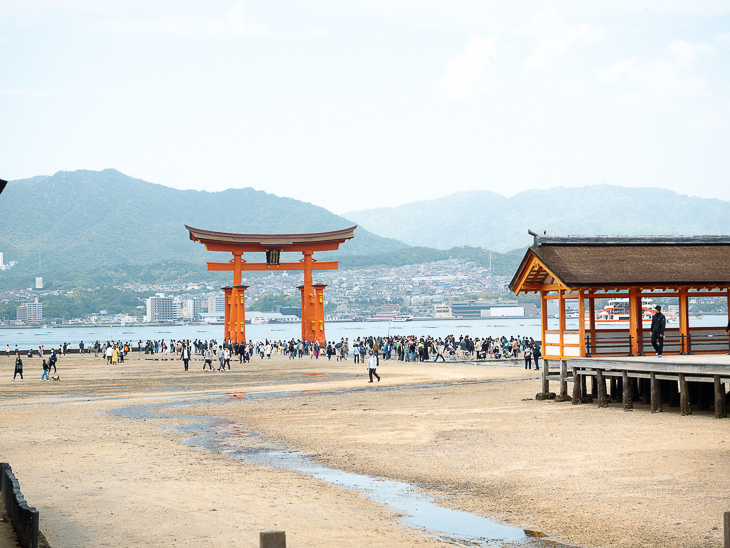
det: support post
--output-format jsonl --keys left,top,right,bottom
{"left": 260, "top": 531, "right": 286, "bottom": 548}
{"left": 628, "top": 287, "right": 641, "bottom": 356}
{"left": 301, "top": 251, "right": 315, "bottom": 343}
{"left": 679, "top": 374, "right": 692, "bottom": 416}
{"left": 597, "top": 369, "right": 608, "bottom": 407}
{"left": 235, "top": 285, "right": 248, "bottom": 343}
{"left": 572, "top": 367, "right": 582, "bottom": 404}
{"left": 222, "top": 286, "right": 233, "bottom": 342}
{"left": 650, "top": 371, "right": 662, "bottom": 413}
{"left": 678, "top": 286, "right": 690, "bottom": 356}
{"left": 715, "top": 376, "right": 727, "bottom": 419}
{"left": 610, "top": 376, "right": 619, "bottom": 402}
{"left": 622, "top": 370, "right": 633, "bottom": 410}
{"left": 556, "top": 360, "right": 570, "bottom": 402}
{"left": 724, "top": 511, "right": 729, "bottom": 548}
{"left": 578, "top": 292, "right": 587, "bottom": 357}
{"left": 312, "top": 283, "right": 327, "bottom": 346}
{"left": 542, "top": 359, "right": 549, "bottom": 395}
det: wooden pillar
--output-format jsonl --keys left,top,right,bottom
{"left": 222, "top": 286, "right": 233, "bottom": 342}
{"left": 540, "top": 290, "right": 548, "bottom": 353}
{"left": 628, "top": 287, "right": 641, "bottom": 356}
{"left": 230, "top": 285, "right": 239, "bottom": 343}
{"left": 610, "top": 377, "right": 619, "bottom": 402}
{"left": 679, "top": 374, "right": 692, "bottom": 416}
{"left": 297, "top": 285, "right": 305, "bottom": 341}
{"left": 572, "top": 367, "right": 582, "bottom": 404}
{"left": 578, "top": 292, "right": 587, "bottom": 357}
{"left": 650, "top": 371, "right": 662, "bottom": 413}
{"left": 622, "top": 370, "right": 633, "bottom": 410}
{"left": 597, "top": 369, "right": 608, "bottom": 407}
{"left": 558, "top": 290, "right": 566, "bottom": 358}
{"left": 541, "top": 359, "right": 550, "bottom": 395}
{"left": 714, "top": 376, "right": 727, "bottom": 419}
{"left": 301, "top": 251, "right": 315, "bottom": 343}
{"left": 590, "top": 375, "right": 597, "bottom": 397}
{"left": 588, "top": 292, "right": 596, "bottom": 354}
{"left": 233, "top": 252, "right": 243, "bottom": 286}
{"left": 260, "top": 530, "right": 286, "bottom": 548}
{"left": 235, "top": 285, "right": 248, "bottom": 343}
{"left": 724, "top": 511, "right": 730, "bottom": 548}
{"left": 312, "top": 283, "right": 327, "bottom": 346}
{"left": 556, "top": 360, "right": 570, "bottom": 402}
{"left": 678, "top": 287, "right": 690, "bottom": 354}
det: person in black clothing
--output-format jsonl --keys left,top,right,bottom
{"left": 13, "top": 354, "right": 23, "bottom": 380}
{"left": 651, "top": 305, "right": 666, "bottom": 357}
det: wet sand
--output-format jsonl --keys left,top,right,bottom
{"left": 0, "top": 352, "right": 726, "bottom": 547}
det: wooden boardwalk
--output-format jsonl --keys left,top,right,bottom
{"left": 539, "top": 355, "right": 730, "bottom": 418}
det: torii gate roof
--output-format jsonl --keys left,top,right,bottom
{"left": 186, "top": 225, "right": 356, "bottom": 252}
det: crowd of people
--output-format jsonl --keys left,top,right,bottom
{"left": 5, "top": 334, "right": 543, "bottom": 381}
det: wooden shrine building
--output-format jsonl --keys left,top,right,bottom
{"left": 509, "top": 232, "right": 730, "bottom": 418}
{"left": 186, "top": 225, "right": 356, "bottom": 345}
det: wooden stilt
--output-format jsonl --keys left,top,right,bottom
{"left": 715, "top": 376, "right": 727, "bottom": 419}
{"left": 556, "top": 360, "right": 571, "bottom": 402}
{"left": 581, "top": 374, "right": 587, "bottom": 398}
{"left": 597, "top": 369, "right": 608, "bottom": 408}
{"left": 622, "top": 370, "right": 633, "bottom": 410}
{"left": 610, "top": 377, "right": 619, "bottom": 402}
{"left": 590, "top": 375, "right": 597, "bottom": 397}
{"left": 679, "top": 374, "right": 692, "bottom": 416}
{"left": 650, "top": 372, "right": 662, "bottom": 413}
{"left": 572, "top": 367, "right": 581, "bottom": 405}
{"left": 541, "top": 359, "right": 549, "bottom": 395}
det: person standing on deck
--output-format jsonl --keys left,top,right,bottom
{"left": 651, "top": 305, "right": 666, "bottom": 357}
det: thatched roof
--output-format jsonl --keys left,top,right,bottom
{"left": 510, "top": 234, "right": 730, "bottom": 292}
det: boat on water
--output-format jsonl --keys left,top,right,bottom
{"left": 594, "top": 298, "right": 677, "bottom": 325}
{"left": 391, "top": 315, "right": 413, "bottom": 322}
{"left": 250, "top": 317, "right": 269, "bottom": 325}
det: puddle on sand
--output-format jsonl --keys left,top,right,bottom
{"left": 112, "top": 399, "right": 572, "bottom": 547}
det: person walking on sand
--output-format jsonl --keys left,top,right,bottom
{"left": 651, "top": 305, "right": 666, "bottom": 357}
{"left": 180, "top": 343, "right": 191, "bottom": 371}
{"left": 41, "top": 359, "right": 50, "bottom": 381}
{"left": 12, "top": 353, "right": 23, "bottom": 381}
{"left": 203, "top": 347, "right": 213, "bottom": 371}
{"left": 367, "top": 351, "right": 380, "bottom": 383}
{"left": 531, "top": 343, "right": 541, "bottom": 371}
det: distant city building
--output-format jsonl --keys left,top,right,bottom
{"left": 432, "top": 304, "right": 453, "bottom": 318}
{"left": 177, "top": 297, "right": 202, "bottom": 321}
{"left": 35, "top": 277, "right": 43, "bottom": 290}
{"left": 0, "top": 251, "right": 17, "bottom": 271}
{"left": 208, "top": 294, "right": 225, "bottom": 315}
{"left": 17, "top": 298, "right": 42, "bottom": 324}
{"left": 145, "top": 294, "right": 174, "bottom": 322}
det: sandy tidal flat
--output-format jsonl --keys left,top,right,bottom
{"left": 0, "top": 352, "right": 727, "bottom": 547}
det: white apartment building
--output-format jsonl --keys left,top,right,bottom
{"left": 208, "top": 294, "right": 226, "bottom": 315}
{"left": 145, "top": 294, "right": 175, "bottom": 322}
{"left": 17, "top": 298, "right": 43, "bottom": 324}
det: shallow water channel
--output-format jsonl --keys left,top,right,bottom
{"left": 111, "top": 389, "right": 570, "bottom": 548}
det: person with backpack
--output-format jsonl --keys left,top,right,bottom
{"left": 532, "top": 344, "right": 542, "bottom": 370}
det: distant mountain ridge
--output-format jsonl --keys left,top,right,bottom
{"left": 343, "top": 186, "right": 730, "bottom": 251}
{"left": 0, "top": 169, "right": 408, "bottom": 272}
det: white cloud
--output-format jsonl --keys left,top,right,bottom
{"left": 521, "top": 8, "right": 605, "bottom": 71}
{"left": 600, "top": 49, "right": 709, "bottom": 107}
{"left": 667, "top": 39, "right": 717, "bottom": 67}
{"left": 716, "top": 32, "right": 730, "bottom": 45}
{"left": 438, "top": 35, "right": 498, "bottom": 99}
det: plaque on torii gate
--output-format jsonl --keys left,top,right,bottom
{"left": 186, "top": 225, "right": 356, "bottom": 345}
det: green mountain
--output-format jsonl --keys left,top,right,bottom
{"left": 0, "top": 169, "right": 408, "bottom": 274}
{"left": 343, "top": 186, "right": 730, "bottom": 252}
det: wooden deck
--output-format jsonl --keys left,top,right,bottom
{"left": 539, "top": 355, "right": 730, "bottom": 418}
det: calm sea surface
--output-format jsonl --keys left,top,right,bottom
{"left": 0, "top": 315, "right": 726, "bottom": 348}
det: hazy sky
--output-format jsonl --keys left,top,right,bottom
{"left": 2, "top": 1, "right": 729, "bottom": 213}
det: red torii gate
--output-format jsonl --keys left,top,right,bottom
{"left": 186, "top": 225, "right": 356, "bottom": 345}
